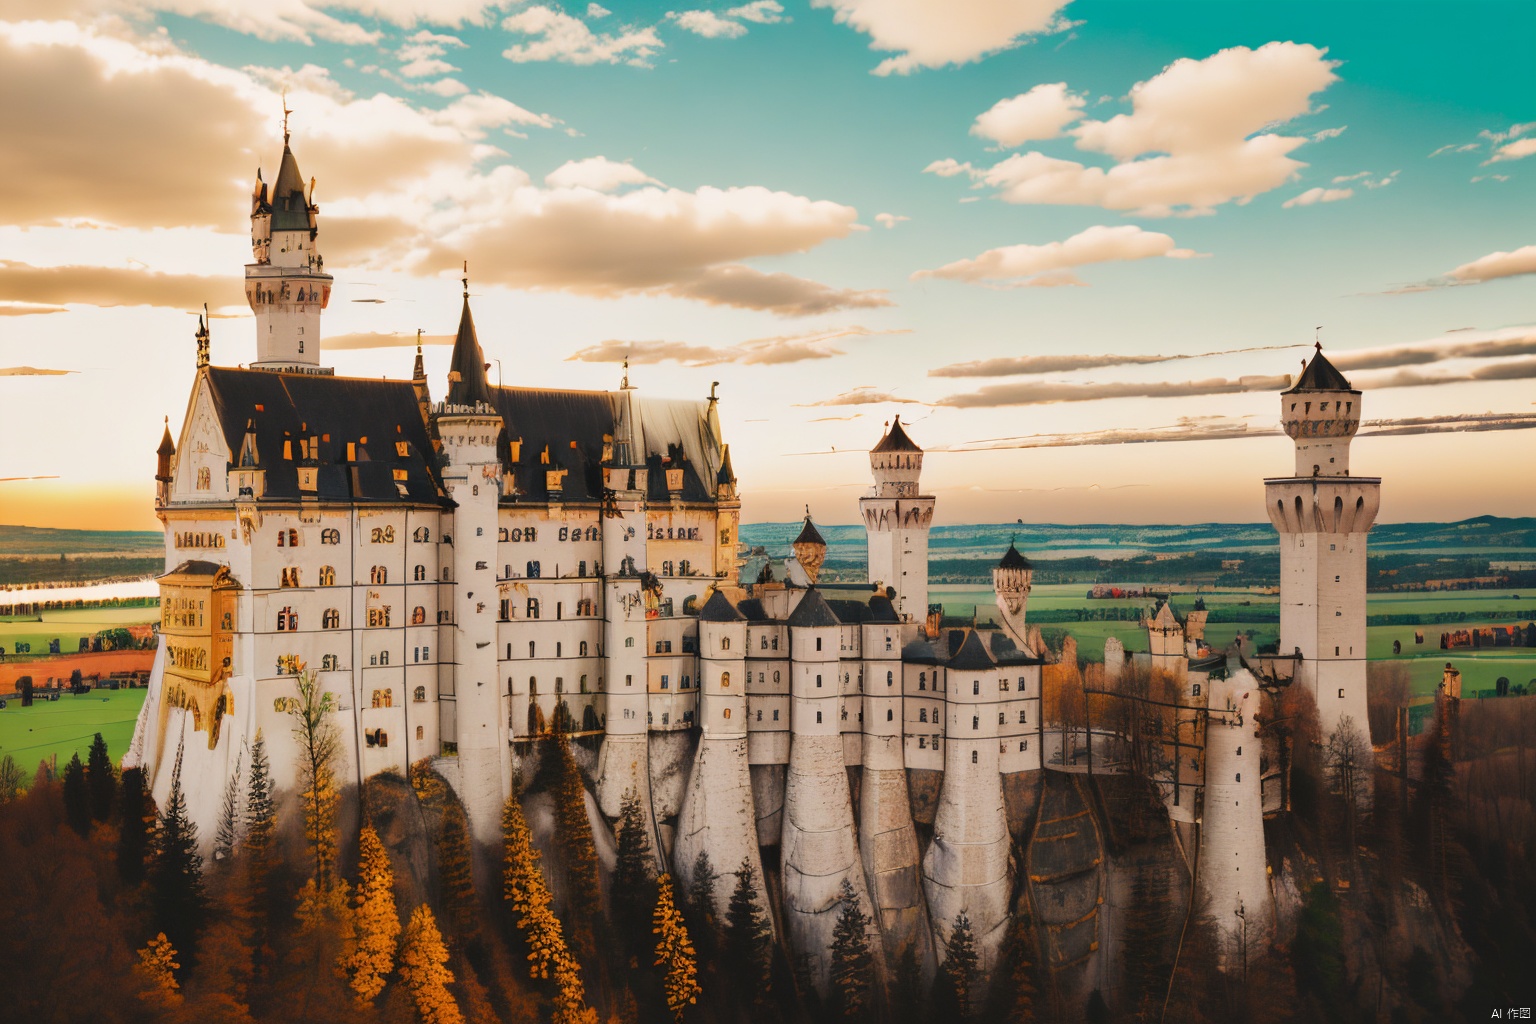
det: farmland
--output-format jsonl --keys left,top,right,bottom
{"left": 0, "top": 687, "right": 148, "bottom": 784}
{"left": 0, "top": 604, "right": 159, "bottom": 655}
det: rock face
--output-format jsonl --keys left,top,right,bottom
{"left": 860, "top": 761, "right": 933, "bottom": 971}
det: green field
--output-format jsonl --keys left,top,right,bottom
{"left": 0, "top": 605, "right": 159, "bottom": 653}
{"left": 0, "top": 687, "right": 148, "bottom": 782}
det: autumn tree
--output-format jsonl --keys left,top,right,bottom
{"left": 149, "top": 742, "right": 208, "bottom": 954}
{"left": 829, "top": 878, "right": 874, "bottom": 1019}
{"left": 653, "top": 874, "right": 701, "bottom": 1023}
{"left": 996, "top": 913, "right": 1039, "bottom": 1024}
{"left": 287, "top": 666, "right": 342, "bottom": 890}
{"left": 118, "top": 765, "right": 153, "bottom": 882}
{"left": 551, "top": 738, "right": 601, "bottom": 932}
{"left": 614, "top": 787, "right": 657, "bottom": 952}
{"left": 1326, "top": 716, "right": 1370, "bottom": 863}
{"left": 135, "top": 932, "right": 183, "bottom": 1008}
{"left": 723, "top": 858, "right": 773, "bottom": 998}
{"left": 437, "top": 801, "right": 480, "bottom": 948}
{"left": 935, "top": 912, "right": 980, "bottom": 1021}
{"left": 62, "top": 751, "right": 90, "bottom": 836}
{"left": 86, "top": 731, "right": 116, "bottom": 821}
{"left": 399, "top": 903, "right": 465, "bottom": 1024}
{"left": 502, "top": 793, "right": 595, "bottom": 1024}
{"left": 343, "top": 823, "right": 401, "bottom": 1004}
{"left": 214, "top": 744, "right": 244, "bottom": 863}
{"left": 0, "top": 754, "right": 22, "bottom": 803}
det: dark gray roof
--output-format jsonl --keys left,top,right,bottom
{"left": 871, "top": 415, "right": 921, "bottom": 454}
{"left": 786, "top": 588, "right": 840, "bottom": 628}
{"left": 987, "top": 631, "right": 1042, "bottom": 666}
{"left": 445, "top": 297, "right": 498, "bottom": 409}
{"left": 203, "top": 367, "right": 444, "bottom": 505}
{"left": 998, "top": 542, "right": 1031, "bottom": 570}
{"left": 160, "top": 559, "right": 226, "bottom": 579}
{"left": 948, "top": 629, "right": 997, "bottom": 671}
{"left": 794, "top": 515, "right": 826, "bottom": 547}
{"left": 1285, "top": 345, "right": 1356, "bottom": 393}
{"left": 901, "top": 636, "right": 943, "bottom": 664}
{"left": 716, "top": 443, "right": 736, "bottom": 486}
{"left": 269, "top": 144, "right": 312, "bottom": 233}
{"left": 736, "top": 598, "right": 768, "bottom": 622}
{"left": 698, "top": 589, "right": 745, "bottom": 622}
{"left": 157, "top": 421, "right": 176, "bottom": 457}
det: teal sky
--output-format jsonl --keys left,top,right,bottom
{"left": 0, "top": 1, "right": 1532, "bottom": 529}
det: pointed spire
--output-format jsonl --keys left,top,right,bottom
{"left": 998, "top": 539, "right": 1031, "bottom": 571}
{"left": 716, "top": 443, "right": 736, "bottom": 486}
{"left": 445, "top": 269, "right": 496, "bottom": 410}
{"left": 413, "top": 328, "right": 426, "bottom": 381}
{"left": 871, "top": 414, "right": 921, "bottom": 453}
{"left": 1285, "top": 341, "right": 1354, "bottom": 393}
{"left": 156, "top": 417, "right": 175, "bottom": 483}
{"left": 195, "top": 305, "right": 210, "bottom": 368}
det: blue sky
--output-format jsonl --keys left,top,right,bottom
{"left": 0, "top": 0, "right": 1532, "bottom": 529}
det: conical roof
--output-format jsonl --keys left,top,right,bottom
{"left": 793, "top": 514, "right": 825, "bottom": 547}
{"left": 269, "top": 144, "right": 311, "bottom": 231}
{"left": 871, "top": 415, "right": 922, "bottom": 454}
{"left": 698, "top": 588, "right": 746, "bottom": 622}
{"left": 1285, "top": 344, "right": 1355, "bottom": 393}
{"left": 948, "top": 628, "right": 997, "bottom": 670}
{"left": 998, "top": 541, "right": 1031, "bottom": 570}
{"left": 445, "top": 295, "right": 496, "bottom": 409}
{"left": 157, "top": 419, "right": 176, "bottom": 457}
{"left": 786, "top": 587, "right": 840, "bottom": 627}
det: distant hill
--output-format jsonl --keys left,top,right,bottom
{"left": 0, "top": 525, "right": 163, "bottom": 557}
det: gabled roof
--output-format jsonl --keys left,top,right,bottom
{"left": 998, "top": 541, "right": 1031, "bottom": 570}
{"left": 871, "top": 415, "right": 922, "bottom": 454}
{"left": 1284, "top": 345, "right": 1356, "bottom": 393}
{"left": 445, "top": 296, "right": 498, "bottom": 410}
{"left": 794, "top": 515, "right": 826, "bottom": 547}
{"left": 269, "top": 144, "right": 311, "bottom": 232}
{"left": 716, "top": 443, "right": 736, "bottom": 486}
{"left": 698, "top": 588, "right": 746, "bottom": 622}
{"left": 786, "top": 587, "right": 840, "bottom": 628}
{"left": 203, "top": 367, "right": 445, "bottom": 505}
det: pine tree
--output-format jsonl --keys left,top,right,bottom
{"left": 149, "top": 743, "right": 208, "bottom": 954}
{"left": 34, "top": 756, "right": 55, "bottom": 786}
{"left": 343, "top": 824, "right": 401, "bottom": 1004}
{"left": 213, "top": 744, "right": 244, "bottom": 863}
{"left": 890, "top": 946, "right": 927, "bottom": 1024}
{"left": 501, "top": 793, "right": 596, "bottom": 1024}
{"left": 62, "top": 751, "right": 90, "bottom": 836}
{"left": 614, "top": 787, "right": 656, "bottom": 952}
{"left": 286, "top": 667, "right": 342, "bottom": 890}
{"left": 0, "top": 753, "right": 23, "bottom": 804}
{"left": 85, "top": 732, "right": 116, "bottom": 821}
{"left": 399, "top": 903, "right": 465, "bottom": 1024}
{"left": 999, "top": 914, "right": 1039, "bottom": 1024}
{"left": 551, "top": 738, "right": 601, "bottom": 930}
{"left": 936, "top": 912, "right": 980, "bottom": 1021}
{"left": 723, "top": 859, "right": 772, "bottom": 998}
{"left": 653, "top": 874, "right": 701, "bottom": 1023}
{"left": 438, "top": 800, "right": 480, "bottom": 948}
{"left": 118, "top": 765, "right": 153, "bottom": 883}
{"left": 685, "top": 850, "right": 719, "bottom": 960}
{"left": 828, "top": 878, "right": 873, "bottom": 1020}
{"left": 134, "top": 932, "right": 183, "bottom": 1008}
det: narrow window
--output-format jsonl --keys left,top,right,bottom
{"left": 971, "top": 750, "right": 978, "bottom": 764}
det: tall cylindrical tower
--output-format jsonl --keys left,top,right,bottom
{"left": 1263, "top": 345, "right": 1379, "bottom": 746}
{"left": 860, "top": 417, "right": 935, "bottom": 623}
{"left": 246, "top": 131, "right": 332, "bottom": 372}
{"left": 992, "top": 541, "right": 1033, "bottom": 650}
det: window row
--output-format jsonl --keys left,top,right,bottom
{"left": 513, "top": 641, "right": 592, "bottom": 658}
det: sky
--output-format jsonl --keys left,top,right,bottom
{"left": 0, "top": 0, "right": 1533, "bottom": 532}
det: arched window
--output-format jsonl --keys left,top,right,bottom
{"left": 277, "top": 606, "right": 296, "bottom": 631}
{"left": 721, "top": 672, "right": 731, "bottom": 689}
{"left": 580, "top": 675, "right": 588, "bottom": 693}
{"left": 919, "top": 708, "right": 928, "bottom": 723}
{"left": 527, "top": 598, "right": 540, "bottom": 619}
{"left": 919, "top": 672, "right": 927, "bottom": 691}
{"left": 413, "top": 527, "right": 430, "bottom": 543}
{"left": 662, "top": 560, "right": 674, "bottom": 576}
{"left": 498, "top": 527, "right": 510, "bottom": 541}
{"left": 721, "top": 637, "right": 731, "bottom": 651}
{"left": 371, "top": 565, "right": 387, "bottom": 585}
{"left": 723, "top": 707, "right": 732, "bottom": 720}
{"left": 625, "top": 637, "right": 634, "bottom": 648}
{"left": 412, "top": 606, "right": 426, "bottom": 624}
{"left": 773, "top": 671, "right": 780, "bottom": 683}
{"left": 322, "top": 608, "right": 340, "bottom": 629}
{"left": 319, "top": 565, "right": 335, "bottom": 586}
{"left": 887, "top": 708, "right": 893, "bottom": 721}
{"left": 529, "top": 677, "right": 538, "bottom": 696}
{"left": 586, "top": 526, "right": 599, "bottom": 541}
{"left": 321, "top": 654, "right": 338, "bottom": 671}
{"left": 1192, "top": 683, "right": 1201, "bottom": 697}
{"left": 417, "top": 725, "right": 424, "bottom": 740}
{"left": 196, "top": 466, "right": 211, "bottom": 490}
{"left": 414, "top": 686, "right": 426, "bottom": 702}
{"left": 579, "top": 641, "right": 588, "bottom": 656}
{"left": 321, "top": 528, "right": 341, "bottom": 545}
{"left": 414, "top": 564, "right": 427, "bottom": 581}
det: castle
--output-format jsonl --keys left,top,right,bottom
{"left": 127, "top": 132, "right": 1378, "bottom": 989}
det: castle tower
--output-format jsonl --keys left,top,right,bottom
{"left": 861, "top": 417, "right": 935, "bottom": 622}
{"left": 674, "top": 590, "right": 767, "bottom": 919}
{"left": 155, "top": 418, "right": 175, "bottom": 508}
{"left": 780, "top": 587, "right": 873, "bottom": 990}
{"left": 596, "top": 383, "right": 654, "bottom": 821}
{"left": 1197, "top": 668, "right": 1272, "bottom": 965}
{"left": 992, "top": 541, "right": 1033, "bottom": 650}
{"left": 437, "top": 282, "right": 507, "bottom": 843}
{"left": 922, "top": 631, "right": 1013, "bottom": 979}
{"left": 858, "top": 606, "right": 934, "bottom": 972}
{"left": 791, "top": 512, "right": 827, "bottom": 585}
{"left": 1263, "top": 345, "right": 1380, "bottom": 745}
{"left": 246, "top": 127, "right": 332, "bottom": 372}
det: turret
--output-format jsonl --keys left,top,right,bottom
{"left": 791, "top": 511, "right": 827, "bottom": 586}
{"left": 246, "top": 128, "right": 333, "bottom": 372}
{"left": 861, "top": 417, "right": 935, "bottom": 621}
{"left": 155, "top": 418, "right": 175, "bottom": 507}
{"left": 992, "top": 540, "right": 1033, "bottom": 649}
{"left": 1281, "top": 343, "right": 1360, "bottom": 477}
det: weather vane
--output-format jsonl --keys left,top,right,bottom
{"left": 282, "top": 93, "right": 292, "bottom": 144}
{"left": 462, "top": 260, "right": 469, "bottom": 298}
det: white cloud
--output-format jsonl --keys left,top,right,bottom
{"left": 970, "top": 83, "right": 1085, "bottom": 147}
{"left": 1311, "top": 125, "right": 1346, "bottom": 141}
{"left": 670, "top": 10, "right": 747, "bottom": 38}
{"left": 1487, "top": 137, "right": 1536, "bottom": 164}
{"left": 1446, "top": 245, "right": 1536, "bottom": 284}
{"left": 729, "top": 1, "right": 785, "bottom": 24}
{"left": 400, "top": 56, "right": 459, "bottom": 76}
{"left": 502, "top": 6, "right": 663, "bottom": 65}
{"left": 425, "top": 91, "right": 556, "bottom": 138}
{"left": 911, "top": 224, "right": 1195, "bottom": 285}
{"left": 1282, "top": 186, "right": 1352, "bottom": 208}
{"left": 1479, "top": 121, "right": 1536, "bottom": 145}
{"left": 933, "top": 42, "right": 1340, "bottom": 217}
{"left": 874, "top": 212, "right": 908, "bottom": 228}
{"left": 544, "top": 156, "right": 660, "bottom": 191}
{"left": 587, "top": 2, "right": 611, "bottom": 16}
{"left": 923, "top": 158, "right": 973, "bottom": 178}
{"left": 415, "top": 77, "right": 470, "bottom": 96}
{"left": 811, "top": 0, "right": 1075, "bottom": 75}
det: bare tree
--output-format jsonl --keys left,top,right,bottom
{"left": 1325, "top": 716, "right": 1369, "bottom": 863}
{"left": 286, "top": 666, "right": 342, "bottom": 890}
